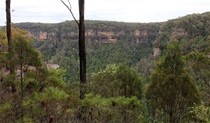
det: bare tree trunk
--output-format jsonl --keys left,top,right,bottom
{"left": 61, "top": 0, "right": 86, "bottom": 120}
{"left": 61, "top": 0, "right": 86, "bottom": 99}
{"left": 79, "top": 0, "right": 86, "bottom": 100}
{"left": 78, "top": 1, "right": 87, "bottom": 122}
{"left": 6, "top": 0, "right": 12, "bottom": 53}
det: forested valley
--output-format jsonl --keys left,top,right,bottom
{"left": 0, "top": 12, "right": 210, "bottom": 122}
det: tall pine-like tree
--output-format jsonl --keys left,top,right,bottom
{"left": 145, "top": 41, "right": 201, "bottom": 123}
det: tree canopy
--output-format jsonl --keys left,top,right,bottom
{"left": 145, "top": 42, "right": 201, "bottom": 123}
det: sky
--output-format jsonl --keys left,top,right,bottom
{"left": 0, "top": 0, "right": 210, "bottom": 26}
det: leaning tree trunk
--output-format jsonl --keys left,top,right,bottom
{"left": 79, "top": 0, "right": 86, "bottom": 100}
{"left": 6, "top": 0, "right": 12, "bottom": 53}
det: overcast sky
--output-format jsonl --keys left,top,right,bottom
{"left": 0, "top": 0, "right": 210, "bottom": 26}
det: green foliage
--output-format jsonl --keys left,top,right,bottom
{"left": 0, "top": 102, "right": 10, "bottom": 114}
{"left": 115, "top": 64, "right": 142, "bottom": 98}
{"left": 88, "top": 64, "right": 117, "bottom": 97}
{"left": 14, "top": 13, "right": 210, "bottom": 84}
{"left": 0, "top": 30, "right": 7, "bottom": 53}
{"left": 155, "top": 12, "right": 210, "bottom": 52}
{"left": 0, "top": 12, "right": 209, "bottom": 122}
{"left": 87, "top": 40, "right": 153, "bottom": 74}
{"left": 82, "top": 93, "right": 142, "bottom": 123}
{"left": 185, "top": 103, "right": 210, "bottom": 123}
{"left": 4, "top": 12, "right": 210, "bottom": 83}
{"left": 0, "top": 67, "right": 80, "bottom": 122}
{"left": 134, "top": 55, "right": 158, "bottom": 84}
{"left": 145, "top": 42, "right": 201, "bottom": 123}
{"left": 0, "top": 30, "right": 79, "bottom": 122}
{"left": 14, "top": 21, "right": 159, "bottom": 82}
{"left": 180, "top": 36, "right": 210, "bottom": 54}
{"left": 24, "top": 86, "right": 72, "bottom": 121}
{"left": 185, "top": 51, "right": 210, "bottom": 104}
{"left": 88, "top": 64, "right": 143, "bottom": 99}
{"left": 12, "top": 31, "right": 42, "bottom": 68}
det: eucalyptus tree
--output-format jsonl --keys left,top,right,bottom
{"left": 6, "top": 0, "right": 11, "bottom": 53}
{"left": 60, "top": 0, "right": 86, "bottom": 121}
{"left": 60, "top": 0, "right": 86, "bottom": 98}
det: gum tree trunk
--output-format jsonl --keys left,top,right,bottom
{"left": 79, "top": 0, "right": 86, "bottom": 100}
{"left": 6, "top": 0, "right": 12, "bottom": 53}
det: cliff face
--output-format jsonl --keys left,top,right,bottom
{"left": 14, "top": 21, "right": 160, "bottom": 45}
{"left": 10, "top": 12, "right": 210, "bottom": 82}
{"left": 13, "top": 12, "right": 210, "bottom": 57}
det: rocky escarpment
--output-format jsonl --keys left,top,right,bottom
{"left": 14, "top": 21, "right": 161, "bottom": 45}
{"left": 13, "top": 12, "right": 210, "bottom": 57}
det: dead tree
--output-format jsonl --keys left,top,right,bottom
{"left": 61, "top": 0, "right": 86, "bottom": 99}
{"left": 61, "top": 0, "right": 86, "bottom": 121}
{"left": 6, "top": 0, "right": 12, "bottom": 53}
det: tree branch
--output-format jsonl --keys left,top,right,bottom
{"left": 60, "top": 0, "right": 79, "bottom": 25}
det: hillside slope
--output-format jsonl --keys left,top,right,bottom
{"left": 13, "top": 12, "right": 210, "bottom": 82}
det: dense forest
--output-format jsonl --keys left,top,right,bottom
{"left": 0, "top": 12, "right": 210, "bottom": 122}
{"left": 12, "top": 20, "right": 160, "bottom": 82}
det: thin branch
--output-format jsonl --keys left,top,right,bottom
{"left": 60, "top": 0, "right": 79, "bottom": 25}
{"left": 67, "top": 0, "right": 72, "bottom": 10}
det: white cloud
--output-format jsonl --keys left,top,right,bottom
{"left": 0, "top": 0, "right": 210, "bottom": 25}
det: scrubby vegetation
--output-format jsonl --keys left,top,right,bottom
{"left": 0, "top": 12, "right": 210, "bottom": 122}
